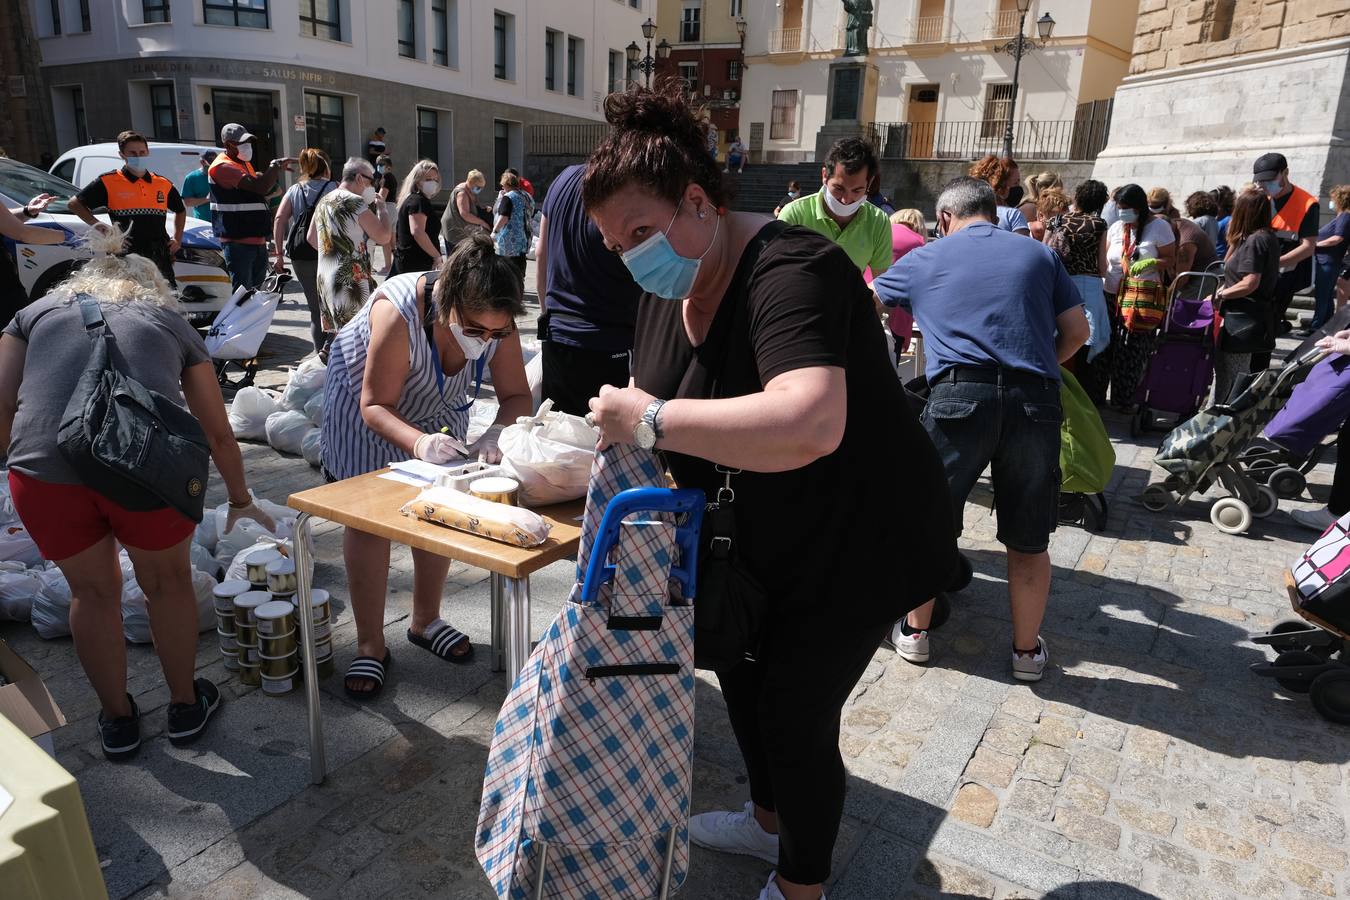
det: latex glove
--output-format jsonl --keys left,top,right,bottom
{"left": 1128, "top": 257, "right": 1159, "bottom": 277}
{"left": 413, "top": 431, "right": 468, "bottom": 464}
{"left": 225, "top": 500, "right": 276, "bottom": 535}
{"left": 473, "top": 424, "right": 505, "bottom": 464}
{"left": 1317, "top": 329, "right": 1350, "bottom": 357}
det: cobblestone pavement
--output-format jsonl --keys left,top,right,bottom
{"left": 4, "top": 261, "right": 1348, "bottom": 900}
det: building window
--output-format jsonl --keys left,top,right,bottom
{"left": 304, "top": 91, "right": 346, "bottom": 164}
{"left": 493, "top": 119, "right": 510, "bottom": 177}
{"left": 727, "top": 59, "right": 742, "bottom": 81}
{"left": 78, "top": 0, "right": 90, "bottom": 31}
{"left": 49, "top": 0, "right": 60, "bottom": 35}
{"left": 150, "top": 83, "right": 179, "bottom": 141}
{"left": 72, "top": 87, "right": 88, "bottom": 145}
{"left": 677, "top": 61, "right": 698, "bottom": 95}
{"left": 204, "top": 0, "right": 269, "bottom": 29}
{"left": 398, "top": 0, "right": 416, "bottom": 57}
{"left": 432, "top": 0, "right": 450, "bottom": 65}
{"left": 730, "top": 0, "right": 742, "bottom": 17}
{"left": 770, "top": 89, "right": 797, "bottom": 140}
{"left": 630, "top": 0, "right": 639, "bottom": 8}
{"left": 608, "top": 49, "right": 623, "bottom": 93}
{"left": 494, "top": 12, "right": 514, "bottom": 80}
{"left": 981, "top": 83, "right": 1015, "bottom": 138}
{"left": 417, "top": 108, "right": 439, "bottom": 166}
{"left": 681, "top": 5, "right": 700, "bottom": 42}
{"left": 545, "top": 29, "right": 559, "bottom": 91}
{"left": 299, "top": 0, "right": 340, "bottom": 40}
{"left": 143, "top": 0, "right": 170, "bottom": 22}
{"left": 567, "top": 36, "right": 582, "bottom": 96}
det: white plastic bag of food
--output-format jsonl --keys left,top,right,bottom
{"left": 222, "top": 537, "right": 311, "bottom": 587}
{"left": 122, "top": 568, "right": 217, "bottom": 643}
{"left": 194, "top": 511, "right": 219, "bottom": 555}
{"left": 498, "top": 403, "right": 599, "bottom": 505}
{"left": 212, "top": 498, "right": 296, "bottom": 571}
{"left": 281, "top": 355, "right": 327, "bottom": 412}
{"left": 190, "top": 542, "right": 222, "bottom": 580}
{"left": 31, "top": 566, "right": 72, "bottom": 639}
{"left": 229, "top": 387, "right": 280, "bottom": 441}
{"left": 266, "top": 410, "right": 312, "bottom": 456}
{"left": 0, "top": 523, "right": 43, "bottom": 569}
{"left": 0, "top": 561, "right": 40, "bottom": 622}
{"left": 301, "top": 427, "right": 323, "bottom": 468}
{"left": 304, "top": 391, "right": 325, "bottom": 427}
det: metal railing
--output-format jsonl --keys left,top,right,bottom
{"left": 869, "top": 117, "right": 1112, "bottom": 161}
{"left": 989, "top": 9, "right": 1020, "bottom": 39}
{"left": 911, "top": 15, "right": 947, "bottom": 44}
{"left": 527, "top": 123, "right": 610, "bottom": 157}
{"left": 768, "top": 26, "right": 802, "bottom": 52}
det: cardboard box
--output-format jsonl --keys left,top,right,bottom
{"left": 0, "top": 640, "right": 65, "bottom": 747}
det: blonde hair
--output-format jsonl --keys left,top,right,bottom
{"left": 500, "top": 171, "right": 520, "bottom": 191}
{"left": 397, "top": 159, "right": 441, "bottom": 205}
{"left": 1023, "top": 171, "right": 1062, "bottom": 203}
{"left": 466, "top": 169, "right": 486, "bottom": 189}
{"left": 1036, "top": 187, "right": 1071, "bottom": 220}
{"left": 50, "top": 226, "right": 176, "bottom": 308}
{"left": 890, "top": 208, "right": 926, "bottom": 237}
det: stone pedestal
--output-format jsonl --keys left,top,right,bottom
{"left": 814, "top": 58, "right": 879, "bottom": 161}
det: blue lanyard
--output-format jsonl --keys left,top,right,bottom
{"left": 431, "top": 342, "right": 487, "bottom": 413}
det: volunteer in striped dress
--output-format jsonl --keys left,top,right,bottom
{"left": 320, "top": 233, "right": 532, "bottom": 698}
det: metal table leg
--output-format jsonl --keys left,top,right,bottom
{"left": 490, "top": 573, "right": 506, "bottom": 673}
{"left": 291, "top": 513, "right": 327, "bottom": 785}
{"left": 504, "top": 576, "right": 532, "bottom": 679}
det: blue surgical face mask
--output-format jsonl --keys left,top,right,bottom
{"left": 1262, "top": 179, "right": 1282, "bottom": 198}
{"left": 471, "top": 185, "right": 483, "bottom": 195}
{"left": 124, "top": 155, "right": 148, "bottom": 173}
{"left": 1118, "top": 209, "right": 1138, "bottom": 224}
{"left": 621, "top": 200, "right": 720, "bottom": 301}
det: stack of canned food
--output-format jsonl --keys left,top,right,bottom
{"left": 213, "top": 580, "right": 251, "bottom": 673}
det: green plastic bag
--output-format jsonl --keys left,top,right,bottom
{"left": 1060, "top": 366, "right": 1114, "bottom": 494}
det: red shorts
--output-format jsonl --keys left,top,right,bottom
{"left": 8, "top": 470, "right": 195, "bottom": 561}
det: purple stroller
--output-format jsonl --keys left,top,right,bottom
{"left": 1131, "top": 270, "right": 1222, "bottom": 437}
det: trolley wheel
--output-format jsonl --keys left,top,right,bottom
{"left": 1210, "top": 497, "right": 1253, "bottom": 534}
{"left": 1250, "top": 485, "right": 1279, "bottom": 519}
{"left": 1310, "top": 668, "right": 1350, "bottom": 724}
{"left": 1268, "top": 466, "right": 1306, "bottom": 499}
{"left": 1141, "top": 484, "right": 1172, "bottom": 513}
{"left": 1163, "top": 474, "right": 1188, "bottom": 493}
{"left": 1272, "top": 650, "right": 1324, "bottom": 693}
{"left": 1268, "top": 621, "right": 1345, "bottom": 658}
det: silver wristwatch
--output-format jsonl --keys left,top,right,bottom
{"left": 633, "top": 399, "right": 666, "bottom": 450}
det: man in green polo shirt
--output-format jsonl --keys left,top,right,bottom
{"left": 778, "top": 137, "right": 893, "bottom": 276}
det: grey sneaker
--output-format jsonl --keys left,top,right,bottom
{"left": 757, "top": 871, "right": 826, "bottom": 900}
{"left": 1012, "top": 637, "right": 1049, "bottom": 682}
{"left": 1290, "top": 507, "right": 1337, "bottom": 534}
{"left": 689, "top": 801, "right": 779, "bottom": 864}
{"left": 886, "top": 620, "right": 930, "bottom": 664}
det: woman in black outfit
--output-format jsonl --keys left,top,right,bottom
{"left": 583, "top": 86, "right": 958, "bottom": 900}
{"left": 393, "top": 159, "right": 444, "bottom": 275}
{"left": 1213, "top": 188, "right": 1281, "bottom": 404}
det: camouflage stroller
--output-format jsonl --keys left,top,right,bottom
{"left": 1144, "top": 347, "right": 1327, "bottom": 535}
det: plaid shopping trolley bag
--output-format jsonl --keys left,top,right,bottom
{"left": 476, "top": 444, "right": 705, "bottom": 899}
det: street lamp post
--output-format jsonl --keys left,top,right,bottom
{"left": 995, "top": 3, "right": 1055, "bottom": 158}
{"left": 626, "top": 17, "right": 670, "bottom": 88}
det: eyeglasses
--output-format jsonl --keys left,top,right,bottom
{"left": 459, "top": 320, "right": 516, "bottom": 341}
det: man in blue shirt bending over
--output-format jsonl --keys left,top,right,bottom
{"left": 873, "top": 175, "right": 1089, "bottom": 683}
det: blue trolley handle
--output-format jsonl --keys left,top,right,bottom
{"left": 579, "top": 487, "right": 705, "bottom": 604}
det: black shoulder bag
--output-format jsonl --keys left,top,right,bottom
{"left": 285, "top": 180, "right": 331, "bottom": 262}
{"left": 688, "top": 220, "right": 789, "bottom": 671}
{"left": 56, "top": 295, "right": 211, "bottom": 522}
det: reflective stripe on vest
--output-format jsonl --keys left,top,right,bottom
{"left": 208, "top": 155, "right": 272, "bottom": 240}
{"left": 1271, "top": 186, "right": 1317, "bottom": 244}
{"left": 98, "top": 170, "right": 172, "bottom": 218}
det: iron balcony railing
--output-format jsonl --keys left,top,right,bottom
{"left": 527, "top": 123, "right": 610, "bottom": 156}
{"left": 911, "top": 15, "right": 948, "bottom": 44}
{"left": 868, "top": 117, "right": 1113, "bottom": 161}
{"left": 989, "top": 9, "right": 1020, "bottom": 39}
{"left": 768, "top": 26, "right": 803, "bottom": 53}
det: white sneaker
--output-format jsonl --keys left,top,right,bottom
{"left": 757, "top": 871, "right": 826, "bottom": 900}
{"left": 1012, "top": 636, "right": 1049, "bottom": 682}
{"left": 887, "top": 620, "right": 930, "bottom": 664}
{"left": 1290, "top": 506, "right": 1338, "bottom": 533}
{"left": 689, "top": 801, "right": 779, "bottom": 864}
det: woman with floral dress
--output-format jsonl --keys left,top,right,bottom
{"left": 308, "top": 157, "right": 392, "bottom": 344}
{"left": 491, "top": 171, "right": 531, "bottom": 285}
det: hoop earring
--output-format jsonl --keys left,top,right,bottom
{"left": 697, "top": 209, "right": 707, "bottom": 220}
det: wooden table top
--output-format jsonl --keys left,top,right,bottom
{"left": 287, "top": 471, "right": 584, "bottom": 580}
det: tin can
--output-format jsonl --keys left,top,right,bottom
{"left": 220, "top": 647, "right": 240, "bottom": 671}
{"left": 240, "top": 643, "right": 261, "bottom": 666}
{"left": 291, "top": 588, "right": 331, "bottom": 625}
{"left": 213, "top": 579, "right": 251, "bottom": 615}
{"left": 254, "top": 600, "right": 295, "bottom": 639}
{"left": 243, "top": 548, "right": 283, "bottom": 587}
{"left": 259, "top": 650, "right": 298, "bottom": 679}
{"left": 266, "top": 557, "right": 297, "bottom": 596}
{"left": 215, "top": 610, "right": 237, "bottom": 636}
{"left": 233, "top": 590, "right": 271, "bottom": 630}
{"left": 261, "top": 671, "right": 298, "bottom": 695}
{"left": 313, "top": 617, "right": 331, "bottom": 641}
{"left": 261, "top": 630, "right": 296, "bottom": 659}
{"left": 470, "top": 475, "right": 520, "bottom": 506}
{"left": 217, "top": 628, "right": 237, "bottom": 653}
{"left": 238, "top": 662, "right": 261, "bottom": 686}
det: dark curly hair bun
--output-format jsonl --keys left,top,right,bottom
{"left": 585, "top": 80, "right": 727, "bottom": 212}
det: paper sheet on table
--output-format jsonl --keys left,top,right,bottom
{"left": 378, "top": 470, "right": 436, "bottom": 487}
{"left": 383, "top": 459, "right": 456, "bottom": 485}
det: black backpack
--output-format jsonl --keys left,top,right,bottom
{"left": 285, "top": 180, "right": 332, "bottom": 262}
{"left": 56, "top": 295, "right": 211, "bottom": 522}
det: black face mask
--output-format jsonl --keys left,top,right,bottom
{"left": 1005, "top": 185, "right": 1025, "bottom": 208}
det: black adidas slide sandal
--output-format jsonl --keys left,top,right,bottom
{"left": 407, "top": 622, "right": 474, "bottom": 664}
{"left": 344, "top": 649, "right": 392, "bottom": 700}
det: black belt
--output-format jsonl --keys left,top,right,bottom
{"left": 932, "top": 366, "right": 1052, "bottom": 387}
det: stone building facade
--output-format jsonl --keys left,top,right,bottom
{"left": 0, "top": 0, "right": 54, "bottom": 165}
{"left": 1093, "top": 0, "right": 1350, "bottom": 209}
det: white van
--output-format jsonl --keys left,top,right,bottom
{"left": 50, "top": 141, "right": 223, "bottom": 196}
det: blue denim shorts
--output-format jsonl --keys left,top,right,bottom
{"left": 922, "top": 372, "right": 1063, "bottom": 553}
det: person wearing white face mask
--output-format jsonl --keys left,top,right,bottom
{"left": 308, "top": 157, "right": 393, "bottom": 335}
{"left": 69, "top": 130, "right": 186, "bottom": 286}
{"left": 777, "top": 138, "right": 893, "bottom": 279}
{"left": 209, "top": 123, "right": 297, "bottom": 291}
{"left": 319, "top": 232, "right": 531, "bottom": 698}
{"left": 392, "top": 159, "right": 445, "bottom": 275}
